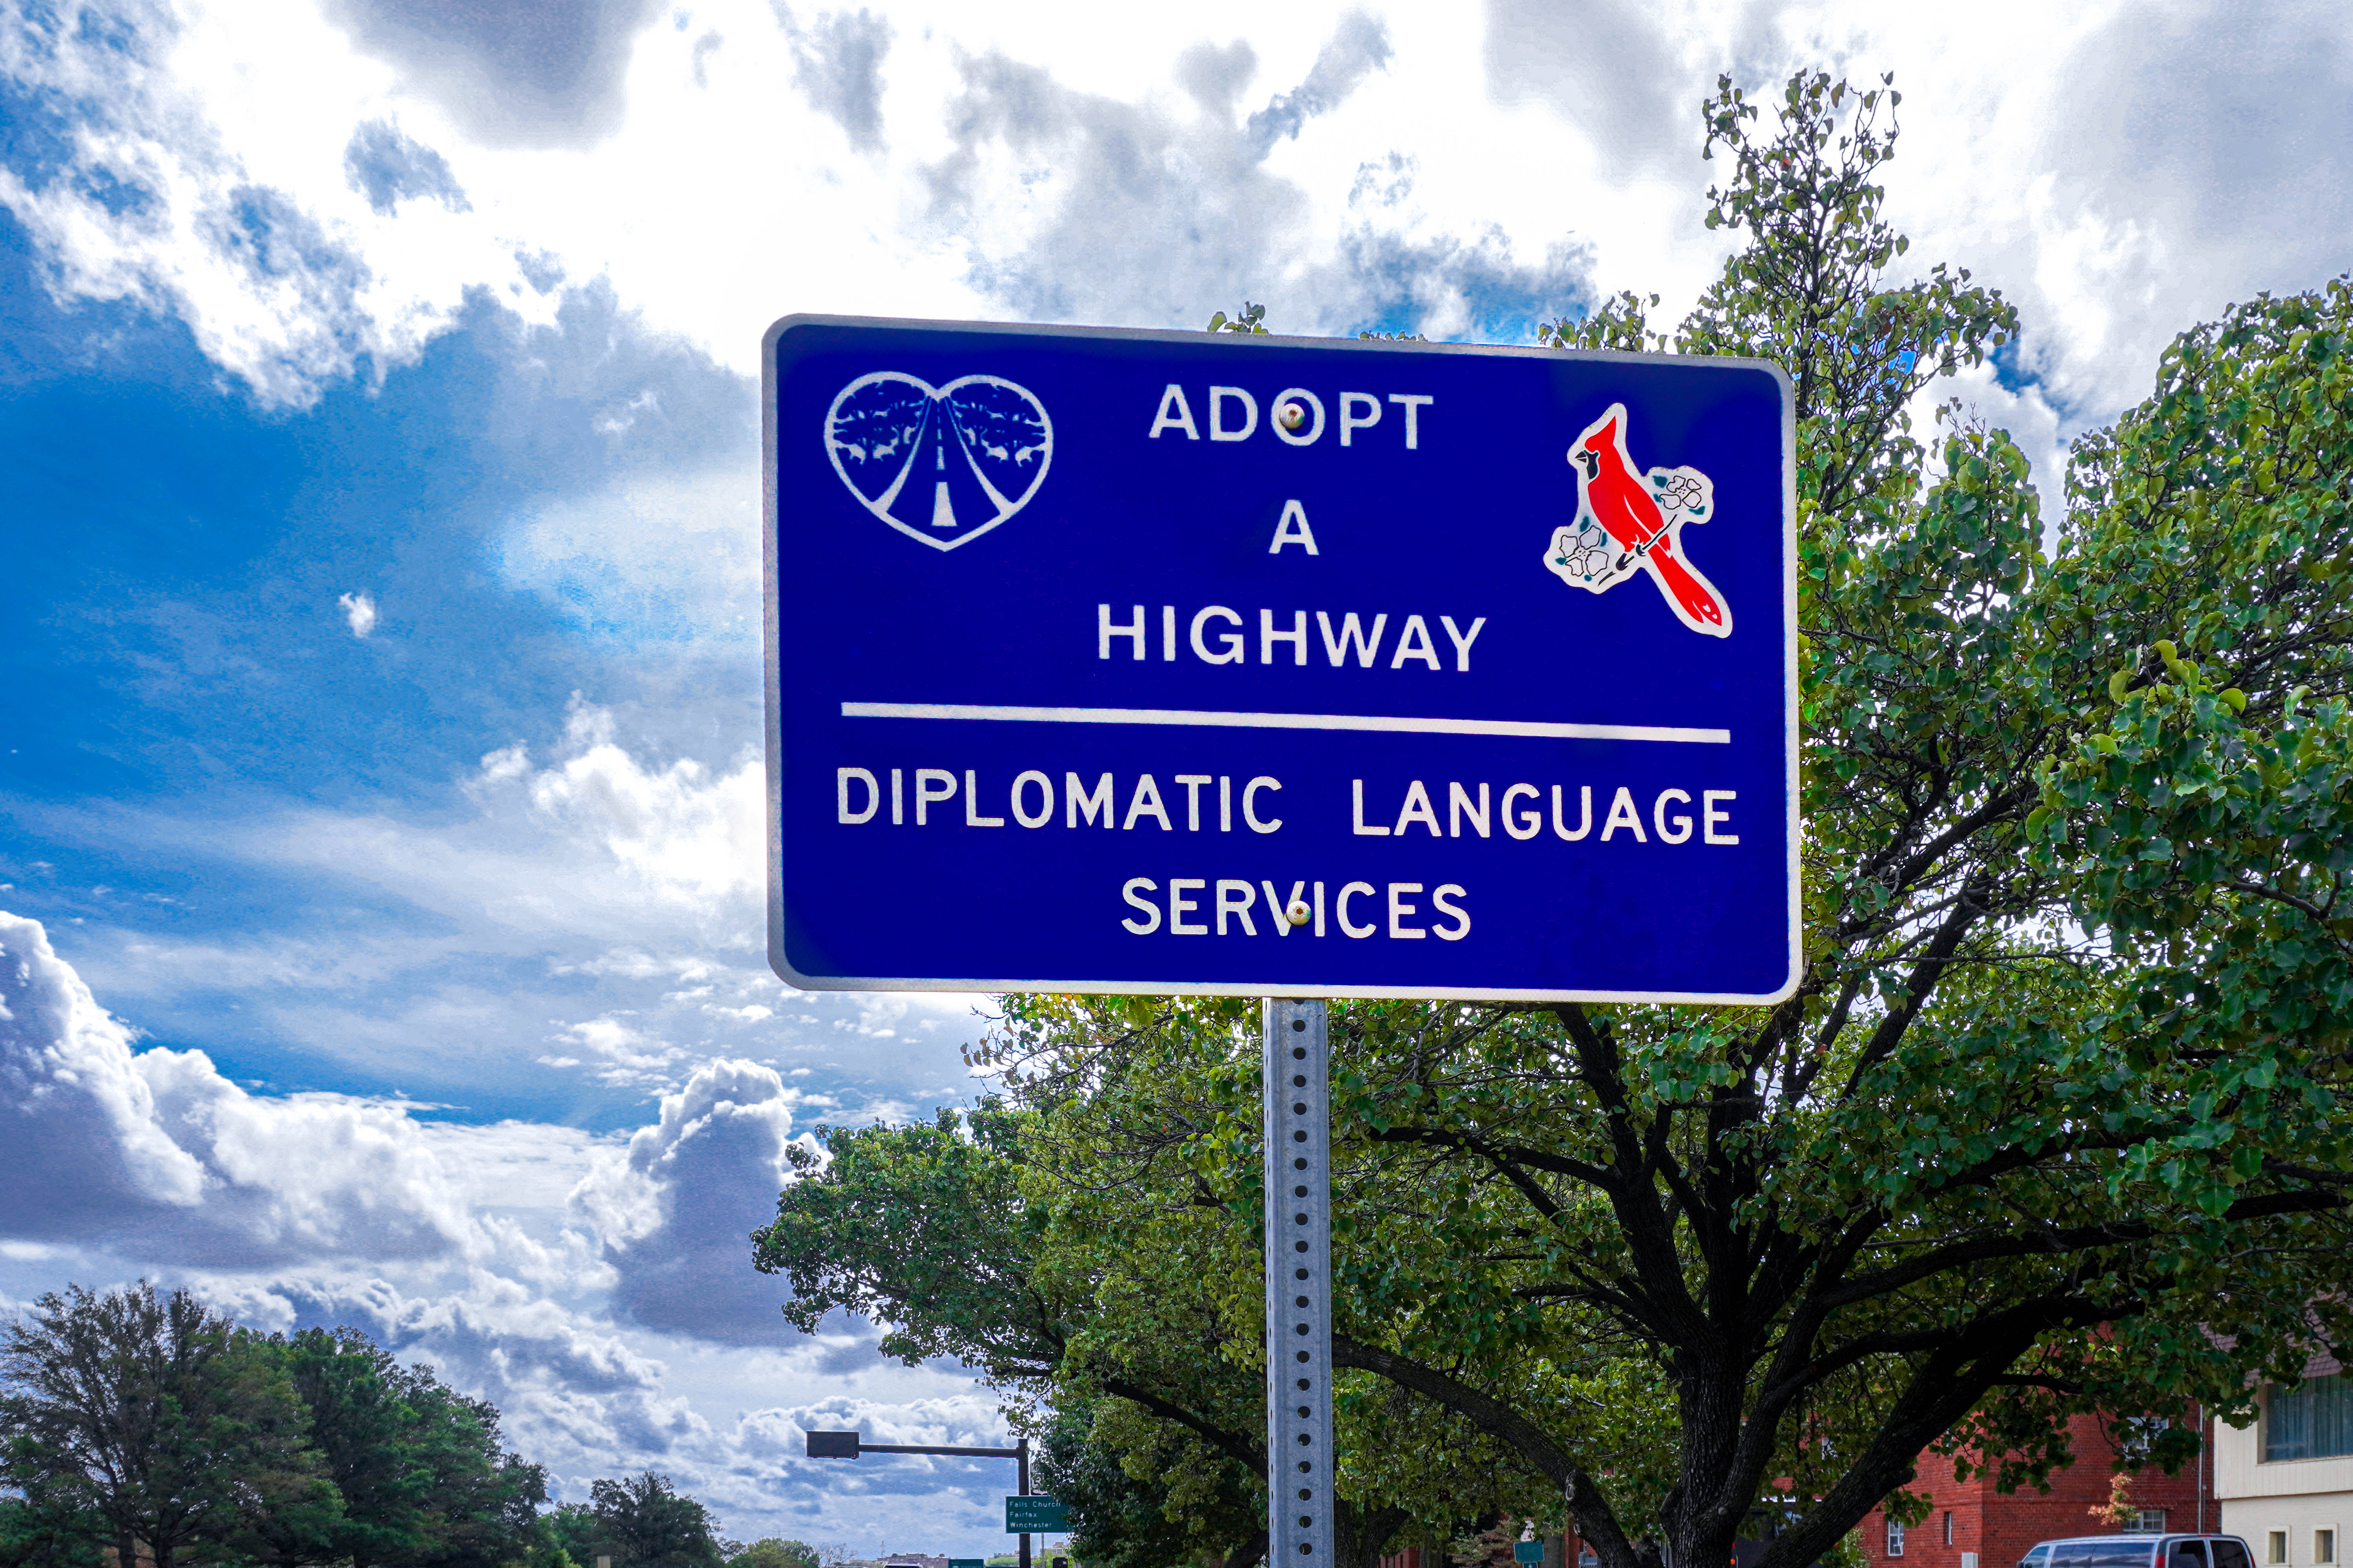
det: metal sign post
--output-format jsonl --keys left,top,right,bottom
{"left": 766, "top": 314, "right": 1798, "bottom": 1568}
{"left": 1265, "top": 998, "right": 1334, "bottom": 1566}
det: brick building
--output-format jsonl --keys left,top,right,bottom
{"left": 1859, "top": 1413, "right": 2220, "bottom": 1568}
{"left": 1376, "top": 1410, "right": 2234, "bottom": 1568}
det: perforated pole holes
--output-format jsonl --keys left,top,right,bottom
{"left": 1263, "top": 999, "right": 1334, "bottom": 1566}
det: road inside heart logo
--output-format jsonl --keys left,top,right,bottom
{"left": 824, "top": 372, "right": 1054, "bottom": 551}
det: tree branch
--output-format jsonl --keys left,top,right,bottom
{"left": 1333, "top": 1337, "right": 1649, "bottom": 1568}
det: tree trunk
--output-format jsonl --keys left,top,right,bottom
{"left": 1665, "top": 1381, "right": 1748, "bottom": 1568}
{"left": 1337, "top": 1504, "right": 1410, "bottom": 1568}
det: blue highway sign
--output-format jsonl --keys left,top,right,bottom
{"left": 763, "top": 317, "right": 1797, "bottom": 1002}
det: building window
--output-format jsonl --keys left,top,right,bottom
{"left": 1888, "top": 1523, "right": 1905, "bottom": 1557}
{"left": 2267, "top": 1533, "right": 2288, "bottom": 1565}
{"left": 1945, "top": 1515, "right": 1955, "bottom": 1548}
{"left": 2131, "top": 1512, "right": 2168, "bottom": 1534}
{"left": 2315, "top": 1532, "right": 2335, "bottom": 1566}
{"left": 2264, "top": 1373, "right": 2353, "bottom": 1461}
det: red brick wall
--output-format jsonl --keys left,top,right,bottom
{"left": 1373, "top": 1419, "right": 2214, "bottom": 1568}
{"left": 1860, "top": 1415, "right": 2216, "bottom": 1568}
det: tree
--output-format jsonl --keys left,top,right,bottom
{"left": 0, "top": 1283, "right": 338, "bottom": 1568}
{"left": 259, "top": 1326, "right": 545, "bottom": 1568}
{"left": 0, "top": 1497, "right": 104, "bottom": 1568}
{"left": 587, "top": 1473, "right": 724, "bottom": 1568}
{"left": 755, "top": 1105, "right": 1545, "bottom": 1568}
{"left": 754, "top": 1106, "right": 1274, "bottom": 1568}
{"left": 540, "top": 1501, "right": 602, "bottom": 1568}
{"left": 726, "top": 1540, "right": 819, "bottom": 1568}
{"left": 1034, "top": 1401, "right": 1198, "bottom": 1568}
{"left": 961, "top": 63, "right": 2352, "bottom": 1568}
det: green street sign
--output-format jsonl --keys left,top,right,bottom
{"left": 951, "top": 1559, "right": 986, "bottom": 1567}
{"left": 1006, "top": 1497, "right": 1070, "bottom": 1533}
{"left": 1514, "top": 1545, "right": 1546, "bottom": 1565}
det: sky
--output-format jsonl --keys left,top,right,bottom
{"left": 2, "top": 0, "right": 2351, "bottom": 1555}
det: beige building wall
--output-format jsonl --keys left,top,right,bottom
{"left": 2214, "top": 1415, "right": 2351, "bottom": 1568}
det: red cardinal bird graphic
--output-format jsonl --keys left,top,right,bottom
{"left": 1542, "top": 403, "right": 1731, "bottom": 637}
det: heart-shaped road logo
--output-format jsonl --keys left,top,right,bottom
{"left": 824, "top": 372, "right": 1054, "bottom": 551}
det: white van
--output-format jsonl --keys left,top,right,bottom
{"left": 2019, "top": 1537, "right": 2257, "bottom": 1568}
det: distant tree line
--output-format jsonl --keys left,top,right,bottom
{"left": 0, "top": 1284, "right": 817, "bottom": 1568}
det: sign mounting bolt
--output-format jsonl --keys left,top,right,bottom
{"left": 1279, "top": 401, "right": 1307, "bottom": 431}
{"left": 1287, "top": 900, "right": 1312, "bottom": 926}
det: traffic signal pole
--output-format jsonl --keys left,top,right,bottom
{"left": 803, "top": 1430, "right": 1033, "bottom": 1565}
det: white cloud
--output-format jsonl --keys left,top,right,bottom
{"left": 497, "top": 468, "right": 761, "bottom": 647}
{"left": 11, "top": 0, "right": 2340, "bottom": 453}
{"left": 236, "top": 1271, "right": 719, "bottom": 1471}
{"left": 0, "top": 910, "right": 210, "bottom": 1216}
{"left": 547, "top": 1012, "right": 684, "bottom": 1088}
{"left": 16, "top": 695, "right": 987, "bottom": 1116}
{"left": 315, "top": 0, "right": 659, "bottom": 151}
{"left": 479, "top": 740, "right": 532, "bottom": 783}
{"left": 0, "top": 0, "right": 553, "bottom": 405}
{"left": 1735, "top": 0, "right": 2353, "bottom": 429}
{"left": 569, "top": 1058, "right": 803, "bottom": 1344}
{"left": 0, "top": 929, "right": 999, "bottom": 1543}
{"left": 514, "top": 696, "right": 767, "bottom": 915}
{"left": 0, "top": 909, "right": 480, "bottom": 1264}
{"left": 785, "top": 1392, "right": 1010, "bottom": 1450}
{"left": 0, "top": 0, "right": 1592, "bottom": 411}
{"left": 132, "top": 696, "right": 776, "bottom": 979}
{"left": 910, "top": 13, "right": 1588, "bottom": 336}
{"left": 337, "top": 589, "right": 379, "bottom": 637}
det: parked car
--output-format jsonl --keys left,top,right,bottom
{"left": 2018, "top": 1537, "right": 2256, "bottom": 1568}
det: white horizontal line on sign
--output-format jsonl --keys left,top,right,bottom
{"left": 840, "top": 701, "right": 1731, "bottom": 745}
